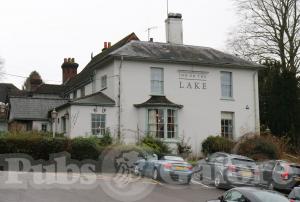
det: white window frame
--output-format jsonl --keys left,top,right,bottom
{"left": 147, "top": 108, "right": 178, "bottom": 139}
{"left": 101, "top": 75, "right": 107, "bottom": 89}
{"left": 150, "top": 67, "right": 164, "bottom": 95}
{"left": 221, "top": 71, "right": 233, "bottom": 99}
{"left": 221, "top": 112, "right": 234, "bottom": 139}
{"left": 91, "top": 114, "right": 106, "bottom": 135}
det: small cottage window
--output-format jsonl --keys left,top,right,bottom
{"left": 221, "top": 112, "right": 234, "bottom": 139}
{"left": 73, "top": 90, "right": 77, "bottom": 99}
{"left": 41, "top": 123, "right": 47, "bottom": 132}
{"left": 221, "top": 71, "right": 233, "bottom": 98}
{"left": 91, "top": 114, "right": 106, "bottom": 135}
{"left": 151, "top": 68, "right": 164, "bottom": 95}
{"left": 148, "top": 108, "right": 177, "bottom": 139}
{"left": 80, "top": 87, "right": 85, "bottom": 97}
{"left": 101, "top": 75, "right": 107, "bottom": 89}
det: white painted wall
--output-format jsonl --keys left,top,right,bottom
{"left": 67, "top": 105, "right": 118, "bottom": 138}
{"left": 32, "top": 121, "right": 50, "bottom": 132}
{"left": 118, "top": 60, "right": 259, "bottom": 154}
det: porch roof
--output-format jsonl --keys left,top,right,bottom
{"left": 134, "top": 96, "right": 183, "bottom": 109}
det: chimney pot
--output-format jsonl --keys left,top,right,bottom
{"left": 61, "top": 57, "right": 79, "bottom": 84}
{"left": 165, "top": 13, "right": 183, "bottom": 44}
{"left": 149, "top": 38, "right": 154, "bottom": 42}
{"left": 104, "top": 42, "right": 108, "bottom": 49}
{"left": 108, "top": 42, "right": 111, "bottom": 48}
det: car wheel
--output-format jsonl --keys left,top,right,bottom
{"left": 152, "top": 168, "right": 159, "bottom": 181}
{"left": 214, "top": 173, "right": 222, "bottom": 188}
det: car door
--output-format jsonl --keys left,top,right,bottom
{"left": 202, "top": 153, "right": 219, "bottom": 181}
{"left": 211, "top": 155, "right": 226, "bottom": 181}
{"left": 223, "top": 190, "right": 248, "bottom": 202}
{"left": 262, "top": 161, "right": 275, "bottom": 185}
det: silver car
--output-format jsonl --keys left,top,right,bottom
{"left": 134, "top": 155, "right": 193, "bottom": 184}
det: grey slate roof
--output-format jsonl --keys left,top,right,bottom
{"left": 134, "top": 96, "right": 183, "bottom": 109}
{"left": 34, "top": 84, "right": 68, "bottom": 95}
{"left": 9, "top": 97, "right": 68, "bottom": 121}
{"left": 64, "top": 33, "right": 139, "bottom": 92}
{"left": 111, "top": 41, "right": 264, "bottom": 69}
{"left": 0, "top": 83, "right": 20, "bottom": 103}
{"left": 56, "top": 91, "right": 115, "bottom": 110}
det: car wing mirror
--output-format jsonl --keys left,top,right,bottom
{"left": 205, "top": 157, "right": 209, "bottom": 162}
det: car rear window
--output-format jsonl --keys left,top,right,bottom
{"left": 252, "top": 191, "right": 289, "bottom": 202}
{"left": 232, "top": 158, "right": 256, "bottom": 167}
{"left": 163, "top": 156, "right": 184, "bottom": 161}
{"left": 290, "top": 165, "right": 300, "bottom": 175}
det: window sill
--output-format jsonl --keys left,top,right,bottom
{"left": 162, "top": 138, "right": 180, "bottom": 143}
{"left": 150, "top": 93, "right": 165, "bottom": 96}
{"left": 220, "top": 97, "right": 235, "bottom": 101}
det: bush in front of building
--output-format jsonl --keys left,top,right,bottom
{"left": 0, "top": 134, "right": 69, "bottom": 160}
{"left": 140, "top": 135, "right": 171, "bottom": 158}
{"left": 201, "top": 136, "right": 235, "bottom": 156}
{"left": 69, "top": 137, "right": 103, "bottom": 161}
{"left": 235, "top": 134, "right": 281, "bottom": 160}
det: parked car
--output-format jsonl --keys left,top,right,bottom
{"left": 134, "top": 154, "right": 193, "bottom": 184}
{"left": 207, "top": 187, "right": 289, "bottom": 202}
{"left": 288, "top": 186, "right": 300, "bottom": 202}
{"left": 194, "top": 152, "right": 259, "bottom": 188}
{"left": 259, "top": 160, "right": 300, "bottom": 191}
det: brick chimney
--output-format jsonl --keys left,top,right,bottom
{"left": 61, "top": 58, "right": 79, "bottom": 84}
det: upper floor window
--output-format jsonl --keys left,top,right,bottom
{"left": 151, "top": 68, "right": 164, "bottom": 95}
{"left": 73, "top": 90, "right": 77, "bottom": 99}
{"left": 221, "top": 71, "right": 232, "bottom": 98}
{"left": 80, "top": 87, "right": 85, "bottom": 97}
{"left": 101, "top": 75, "right": 107, "bottom": 89}
{"left": 221, "top": 112, "right": 234, "bottom": 139}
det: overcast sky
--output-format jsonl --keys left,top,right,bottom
{"left": 0, "top": 0, "right": 238, "bottom": 88}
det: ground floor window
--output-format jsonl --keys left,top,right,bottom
{"left": 41, "top": 123, "right": 47, "bottom": 132}
{"left": 148, "top": 108, "right": 177, "bottom": 139}
{"left": 91, "top": 114, "right": 106, "bottom": 135}
{"left": 221, "top": 112, "right": 234, "bottom": 139}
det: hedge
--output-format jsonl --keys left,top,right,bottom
{"left": 201, "top": 136, "right": 235, "bottom": 156}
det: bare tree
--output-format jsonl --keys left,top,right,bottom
{"left": 227, "top": 0, "right": 300, "bottom": 73}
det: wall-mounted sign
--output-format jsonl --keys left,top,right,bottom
{"left": 178, "top": 70, "right": 208, "bottom": 90}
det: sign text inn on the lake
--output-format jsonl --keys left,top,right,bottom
{"left": 179, "top": 70, "right": 208, "bottom": 90}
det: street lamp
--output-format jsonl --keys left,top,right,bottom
{"left": 51, "top": 108, "right": 58, "bottom": 138}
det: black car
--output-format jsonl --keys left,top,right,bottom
{"left": 259, "top": 160, "right": 300, "bottom": 191}
{"left": 194, "top": 152, "right": 259, "bottom": 188}
{"left": 207, "top": 187, "right": 289, "bottom": 202}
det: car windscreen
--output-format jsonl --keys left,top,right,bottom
{"left": 162, "top": 156, "right": 184, "bottom": 162}
{"left": 290, "top": 165, "right": 300, "bottom": 175}
{"left": 252, "top": 191, "right": 289, "bottom": 202}
{"left": 232, "top": 158, "right": 256, "bottom": 167}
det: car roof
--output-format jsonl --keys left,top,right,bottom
{"left": 213, "top": 152, "right": 254, "bottom": 161}
{"left": 231, "top": 187, "right": 286, "bottom": 201}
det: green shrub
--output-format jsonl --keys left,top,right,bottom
{"left": 236, "top": 135, "right": 280, "bottom": 160}
{"left": 69, "top": 137, "right": 103, "bottom": 160}
{"left": 140, "top": 135, "right": 171, "bottom": 158}
{"left": 177, "top": 135, "right": 192, "bottom": 158}
{"left": 201, "top": 136, "right": 235, "bottom": 156}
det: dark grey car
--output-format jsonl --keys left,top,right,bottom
{"left": 194, "top": 152, "right": 259, "bottom": 188}
{"left": 207, "top": 187, "right": 289, "bottom": 202}
{"left": 259, "top": 160, "right": 300, "bottom": 192}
